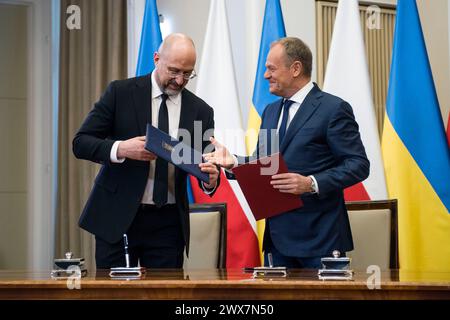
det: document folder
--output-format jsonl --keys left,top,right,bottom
{"left": 145, "top": 124, "right": 210, "bottom": 184}
{"left": 231, "top": 153, "right": 303, "bottom": 220}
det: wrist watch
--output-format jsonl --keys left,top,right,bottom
{"left": 309, "top": 176, "right": 317, "bottom": 193}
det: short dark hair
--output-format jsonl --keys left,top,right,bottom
{"left": 272, "top": 37, "right": 312, "bottom": 78}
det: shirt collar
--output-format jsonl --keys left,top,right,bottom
{"left": 151, "top": 72, "right": 181, "bottom": 105}
{"left": 287, "top": 81, "right": 314, "bottom": 105}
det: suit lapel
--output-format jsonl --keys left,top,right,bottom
{"left": 132, "top": 74, "right": 152, "bottom": 135}
{"left": 178, "top": 90, "right": 196, "bottom": 140}
{"left": 267, "top": 99, "right": 284, "bottom": 130}
{"left": 175, "top": 90, "right": 197, "bottom": 182}
{"left": 260, "top": 99, "right": 283, "bottom": 155}
{"left": 280, "top": 84, "right": 322, "bottom": 152}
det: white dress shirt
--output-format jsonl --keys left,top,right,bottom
{"left": 111, "top": 73, "right": 181, "bottom": 204}
{"left": 276, "top": 81, "right": 314, "bottom": 133}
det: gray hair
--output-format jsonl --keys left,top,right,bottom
{"left": 272, "top": 37, "right": 312, "bottom": 78}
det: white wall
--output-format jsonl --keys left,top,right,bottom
{"left": 127, "top": 0, "right": 145, "bottom": 78}
{"left": 27, "top": 0, "right": 54, "bottom": 271}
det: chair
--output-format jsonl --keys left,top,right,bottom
{"left": 345, "top": 199, "right": 399, "bottom": 270}
{"left": 184, "top": 203, "right": 227, "bottom": 269}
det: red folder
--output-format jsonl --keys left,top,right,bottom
{"left": 232, "top": 153, "right": 303, "bottom": 220}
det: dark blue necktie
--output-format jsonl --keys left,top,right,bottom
{"left": 153, "top": 93, "right": 169, "bottom": 207}
{"left": 278, "top": 99, "right": 295, "bottom": 144}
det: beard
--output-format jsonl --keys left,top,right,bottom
{"left": 163, "top": 79, "right": 185, "bottom": 96}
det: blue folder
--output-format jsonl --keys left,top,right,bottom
{"left": 144, "top": 124, "right": 210, "bottom": 184}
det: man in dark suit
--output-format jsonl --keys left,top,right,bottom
{"left": 205, "top": 37, "right": 369, "bottom": 268}
{"left": 73, "top": 33, "right": 219, "bottom": 269}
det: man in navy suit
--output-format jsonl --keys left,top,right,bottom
{"left": 206, "top": 37, "right": 369, "bottom": 268}
{"left": 73, "top": 34, "right": 219, "bottom": 269}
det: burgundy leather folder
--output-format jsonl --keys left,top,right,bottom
{"left": 232, "top": 153, "right": 303, "bottom": 220}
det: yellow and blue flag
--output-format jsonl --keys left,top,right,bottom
{"left": 246, "top": 0, "right": 286, "bottom": 153}
{"left": 136, "top": 0, "right": 162, "bottom": 76}
{"left": 382, "top": 0, "right": 450, "bottom": 272}
{"left": 246, "top": 0, "right": 286, "bottom": 261}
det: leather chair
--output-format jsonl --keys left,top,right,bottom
{"left": 184, "top": 203, "right": 227, "bottom": 269}
{"left": 346, "top": 199, "right": 399, "bottom": 270}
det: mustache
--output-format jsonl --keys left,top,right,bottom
{"left": 168, "top": 79, "right": 182, "bottom": 89}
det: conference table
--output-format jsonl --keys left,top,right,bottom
{"left": 0, "top": 269, "right": 449, "bottom": 300}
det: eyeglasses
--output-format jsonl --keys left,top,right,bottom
{"left": 166, "top": 68, "right": 197, "bottom": 80}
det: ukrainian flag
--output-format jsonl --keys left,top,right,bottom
{"left": 382, "top": 0, "right": 450, "bottom": 273}
{"left": 136, "top": 0, "right": 162, "bottom": 76}
{"left": 246, "top": 0, "right": 286, "bottom": 153}
{"left": 246, "top": 0, "right": 286, "bottom": 260}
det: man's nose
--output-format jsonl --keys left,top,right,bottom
{"left": 174, "top": 75, "right": 185, "bottom": 85}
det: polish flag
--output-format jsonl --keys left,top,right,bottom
{"left": 323, "top": 0, "right": 387, "bottom": 201}
{"left": 190, "top": 0, "right": 260, "bottom": 267}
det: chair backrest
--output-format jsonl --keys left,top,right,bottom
{"left": 184, "top": 203, "right": 227, "bottom": 269}
{"left": 346, "top": 199, "right": 399, "bottom": 270}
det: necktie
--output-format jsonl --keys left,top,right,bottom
{"left": 278, "top": 99, "right": 295, "bottom": 144}
{"left": 153, "top": 93, "right": 169, "bottom": 207}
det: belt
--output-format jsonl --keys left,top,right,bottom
{"left": 139, "top": 203, "right": 177, "bottom": 211}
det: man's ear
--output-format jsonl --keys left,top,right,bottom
{"left": 292, "top": 61, "right": 303, "bottom": 78}
{"left": 153, "top": 52, "right": 160, "bottom": 66}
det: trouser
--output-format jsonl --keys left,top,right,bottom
{"left": 95, "top": 204, "right": 185, "bottom": 269}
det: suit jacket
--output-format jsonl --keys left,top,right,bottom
{"left": 257, "top": 84, "right": 370, "bottom": 258}
{"left": 72, "top": 73, "right": 217, "bottom": 253}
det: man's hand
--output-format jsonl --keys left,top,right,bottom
{"left": 271, "top": 173, "right": 313, "bottom": 195}
{"left": 199, "top": 161, "right": 219, "bottom": 189}
{"left": 117, "top": 136, "right": 157, "bottom": 161}
{"left": 203, "top": 137, "right": 235, "bottom": 170}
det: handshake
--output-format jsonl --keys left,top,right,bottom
{"left": 203, "top": 137, "right": 236, "bottom": 170}
{"left": 204, "top": 137, "right": 315, "bottom": 196}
